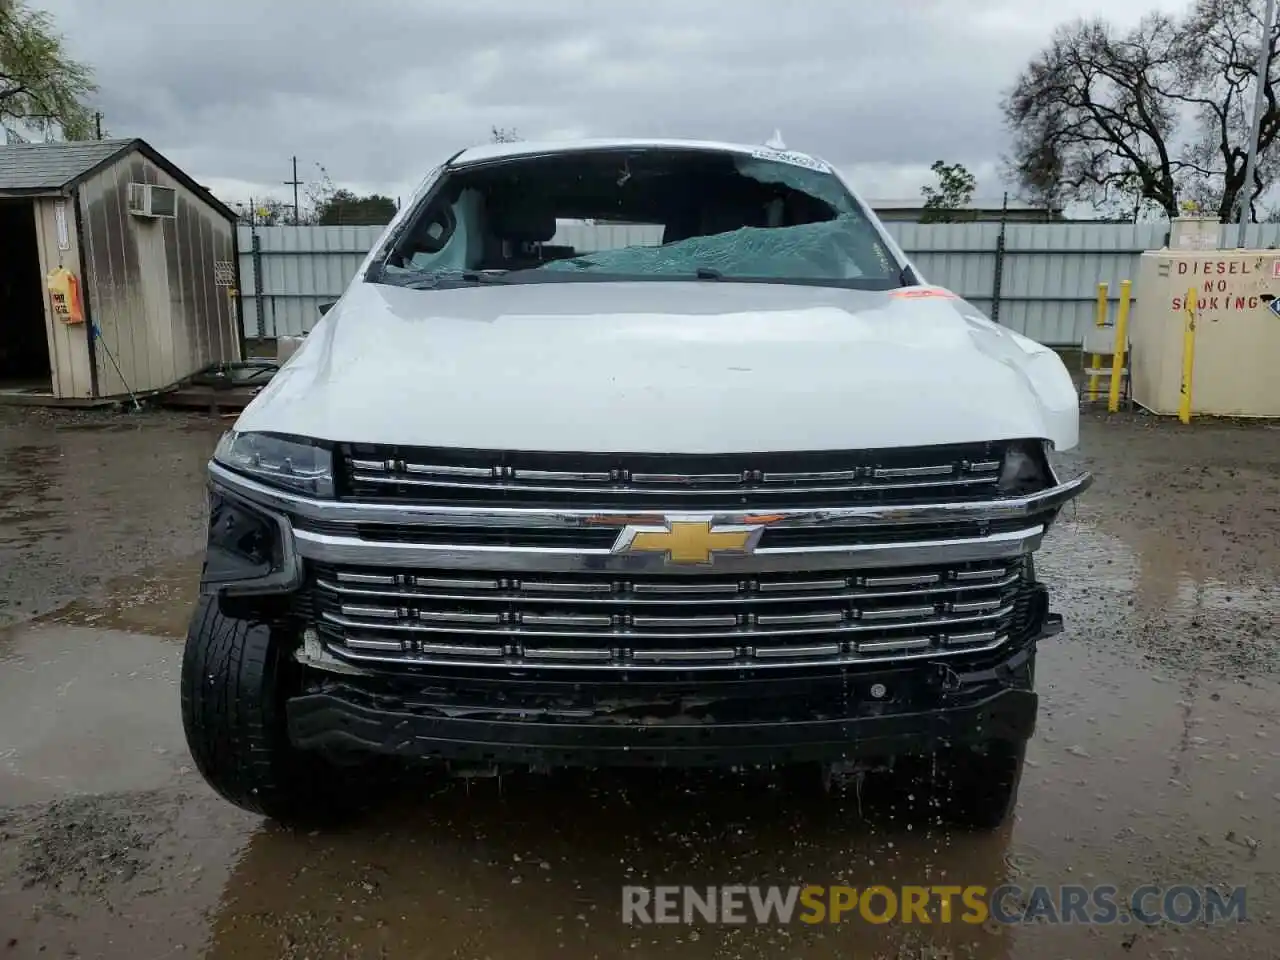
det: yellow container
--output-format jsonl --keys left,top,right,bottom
{"left": 46, "top": 266, "right": 84, "bottom": 324}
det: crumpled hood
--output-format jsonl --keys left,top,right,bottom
{"left": 236, "top": 280, "right": 1080, "bottom": 452}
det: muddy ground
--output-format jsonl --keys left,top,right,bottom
{"left": 0, "top": 405, "right": 1276, "bottom": 959}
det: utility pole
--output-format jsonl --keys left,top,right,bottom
{"left": 1236, "top": 0, "right": 1277, "bottom": 248}
{"left": 94, "top": 112, "right": 102, "bottom": 140}
{"left": 285, "top": 155, "right": 303, "bottom": 226}
{"left": 991, "top": 192, "right": 1008, "bottom": 325}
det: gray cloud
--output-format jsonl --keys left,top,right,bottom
{"left": 40, "top": 0, "right": 1179, "bottom": 204}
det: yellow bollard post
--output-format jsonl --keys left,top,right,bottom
{"left": 1107, "top": 280, "right": 1132, "bottom": 413}
{"left": 1178, "top": 285, "right": 1198, "bottom": 424}
{"left": 1089, "top": 282, "right": 1109, "bottom": 401}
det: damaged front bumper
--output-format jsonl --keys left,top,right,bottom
{"left": 285, "top": 637, "right": 1045, "bottom": 768}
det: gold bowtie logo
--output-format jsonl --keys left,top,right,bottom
{"left": 612, "top": 518, "right": 766, "bottom": 564}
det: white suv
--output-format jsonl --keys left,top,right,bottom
{"left": 182, "top": 138, "right": 1089, "bottom": 828}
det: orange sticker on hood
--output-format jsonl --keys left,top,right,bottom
{"left": 890, "top": 286, "right": 959, "bottom": 300}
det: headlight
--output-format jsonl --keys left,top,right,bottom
{"left": 213, "top": 431, "right": 334, "bottom": 498}
{"left": 997, "top": 441, "right": 1050, "bottom": 495}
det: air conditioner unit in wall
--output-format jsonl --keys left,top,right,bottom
{"left": 127, "top": 182, "right": 177, "bottom": 219}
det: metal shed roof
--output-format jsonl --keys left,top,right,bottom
{"left": 0, "top": 137, "right": 236, "bottom": 220}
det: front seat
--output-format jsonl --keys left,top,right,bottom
{"left": 486, "top": 196, "right": 558, "bottom": 269}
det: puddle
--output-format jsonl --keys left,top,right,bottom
{"left": 35, "top": 556, "right": 203, "bottom": 639}
{"left": 0, "top": 624, "right": 188, "bottom": 804}
{"left": 0, "top": 409, "right": 216, "bottom": 628}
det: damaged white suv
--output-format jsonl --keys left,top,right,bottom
{"left": 183, "top": 138, "right": 1090, "bottom": 827}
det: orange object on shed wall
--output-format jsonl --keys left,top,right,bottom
{"left": 46, "top": 266, "right": 84, "bottom": 324}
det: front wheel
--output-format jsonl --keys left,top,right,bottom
{"left": 932, "top": 739, "right": 1027, "bottom": 831}
{"left": 180, "top": 596, "right": 359, "bottom": 825}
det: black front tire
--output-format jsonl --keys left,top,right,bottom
{"left": 180, "top": 596, "right": 358, "bottom": 825}
{"left": 933, "top": 739, "right": 1027, "bottom": 831}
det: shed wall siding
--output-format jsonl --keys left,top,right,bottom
{"left": 31, "top": 196, "right": 93, "bottom": 398}
{"left": 78, "top": 150, "right": 239, "bottom": 397}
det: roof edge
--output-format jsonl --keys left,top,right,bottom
{"left": 0, "top": 186, "right": 72, "bottom": 199}
{"left": 450, "top": 137, "right": 823, "bottom": 168}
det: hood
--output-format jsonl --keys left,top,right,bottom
{"left": 235, "top": 280, "right": 1080, "bottom": 453}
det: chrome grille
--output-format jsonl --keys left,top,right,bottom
{"left": 310, "top": 559, "right": 1026, "bottom": 671}
{"left": 338, "top": 443, "right": 1008, "bottom": 509}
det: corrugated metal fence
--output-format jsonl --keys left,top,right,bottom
{"left": 237, "top": 222, "right": 1280, "bottom": 344}
{"left": 239, "top": 225, "right": 378, "bottom": 342}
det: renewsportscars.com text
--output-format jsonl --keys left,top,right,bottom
{"left": 622, "top": 884, "right": 1247, "bottom": 926}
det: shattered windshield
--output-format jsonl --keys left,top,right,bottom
{"left": 377, "top": 147, "right": 904, "bottom": 290}
{"left": 539, "top": 216, "right": 884, "bottom": 282}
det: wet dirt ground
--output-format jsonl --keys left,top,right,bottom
{"left": 0, "top": 405, "right": 1277, "bottom": 959}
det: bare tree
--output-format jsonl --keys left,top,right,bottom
{"left": 1176, "top": 0, "right": 1280, "bottom": 221}
{"left": 490, "top": 125, "right": 521, "bottom": 143}
{"left": 1003, "top": 0, "right": 1280, "bottom": 222}
{"left": 302, "top": 162, "right": 337, "bottom": 224}
{"left": 1004, "top": 15, "right": 1183, "bottom": 219}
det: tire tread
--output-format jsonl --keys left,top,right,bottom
{"left": 181, "top": 596, "right": 340, "bottom": 822}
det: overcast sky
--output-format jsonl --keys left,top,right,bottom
{"left": 39, "top": 0, "right": 1185, "bottom": 208}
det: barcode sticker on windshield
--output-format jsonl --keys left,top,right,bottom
{"left": 749, "top": 148, "right": 831, "bottom": 173}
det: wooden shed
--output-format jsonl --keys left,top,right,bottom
{"left": 0, "top": 138, "right": 242, "bottom": 403}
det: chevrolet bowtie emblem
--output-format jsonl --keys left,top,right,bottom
{"left": 612, "top": 517, "right": 766, "bottom": 564}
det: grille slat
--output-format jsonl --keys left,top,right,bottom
{"left": 857, "top": 604, "right": 937, "bottom": 622}
{"left": 755, "top": 611, "right": 846, "bottom": 627}
{"left": 856, "top": 637, "right": 934, "bottom": 654}
{"left": 344, "top": 636, "right": 404, "bottom": 652}
{"left": 311, "top": 558, "right": 1026, "bottom": 670}
{"left": 752, "top": 643, "right": 842, "bottom": 660}
{"left": 943, "top": 629, "right": 1000, "bottom": 647}
{"left": 523, "top": 647, "right": 615, "bottom": 663}
{"left": 631, "top": 648, "right": 740, "bottom": 663}
{"left": 523, "top": 612, "right": 614, "bottom": 628}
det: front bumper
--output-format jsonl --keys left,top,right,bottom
{"left": 285, "top": 640, "right": 1044, "bottom": 767}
